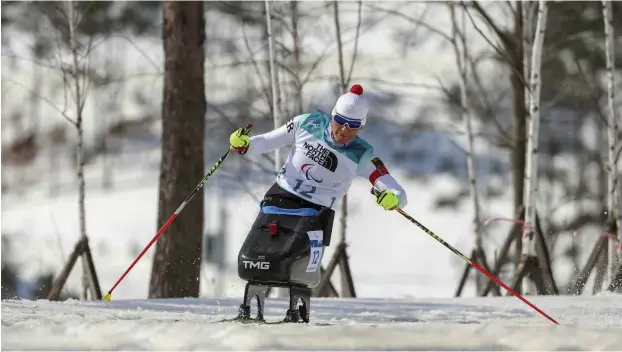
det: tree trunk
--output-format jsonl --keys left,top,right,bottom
{"left": 30, "top": 19, "right": 42, "bottom": 142}
{"left": 521, "top": 0, "right": 548, "bottom": 294}
{"left": 290, "top": 1, "right": 303, "bottom": 115}
{"left": 511, "top": 1, "right": 527, "bottom": 269}
{"left": 265, "top": 0, "right": 280, "bottom": 169}
{"left": 66, "top": 0, "right": 96, "bottom": 301}
{"left": 100, "top": 39, "right": 116, "bottom": 190}
{"left": 523, "top": 1, "right": 534, "bottom": 114}
{"left": 332, "top": 0, "right": 354, "bottom": 297}
{"left": 593, "top": 241, "right": 608, "bottom": 294}
{"left": 264, "top": 0, "right": 288, "bottom": 299}
{"left": 602, "top": 0, "right": 621, "bottom": 282}
{"left": 333, "top": 1, "right": 346, "bottom": 94}
{"left": 450, "top": 3, "right": 483, "bottom": 292}
{"left": 149, "top": 1, "right": 206, "bottom": 299}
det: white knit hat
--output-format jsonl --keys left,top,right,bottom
{"left": 331, "top": 84, "right": 369, "bottom": 126}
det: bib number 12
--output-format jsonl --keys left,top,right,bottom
{"left": 293, "top": 179, "right": 316, "bottom": 199}
{"left": 293, "top": 179, "right": 336, "bottom": 207}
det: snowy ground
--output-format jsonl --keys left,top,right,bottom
{"left": 3, "top": 295, "right": 622, "bottom": 350}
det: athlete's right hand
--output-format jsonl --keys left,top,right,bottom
{"left": 230, "top": 128, "right": 251, "bottom": 154}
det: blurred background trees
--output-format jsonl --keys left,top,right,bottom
{"left": 1, "top": 1, "right": 620, "bottom": 299}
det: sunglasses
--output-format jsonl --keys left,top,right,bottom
{"left": 332, "top": 113, "right": 362, "bottom": 129}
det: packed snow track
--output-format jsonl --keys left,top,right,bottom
{"left": 2, "top": 295, "right": 621, "bottom": 350}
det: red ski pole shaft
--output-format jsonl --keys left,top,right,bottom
{"left": 371, "top": 188, "right": 559, "bottom": 325}
{"left": 102, "top": 124, "right": 253, "bottom": 302}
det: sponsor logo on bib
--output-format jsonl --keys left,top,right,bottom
{"left": 303, "top": 142, "right": 338, "bottom": 172}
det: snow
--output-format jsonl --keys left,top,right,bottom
{"left": 3, "top": 295, "right": 622, "bottom": 350}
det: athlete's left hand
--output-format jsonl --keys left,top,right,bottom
{"left": 376, "top": 190, "right": 399, "bottom": 210}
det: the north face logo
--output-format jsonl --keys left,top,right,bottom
{"left": 303, "top": 142, "right": 338, "bottom": 172}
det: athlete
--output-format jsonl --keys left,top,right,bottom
{"left": 229, "top": 84, "right": 408, "bottom": 212}
{"left": 230, "top": 84, "right": 408, "bottom": 323}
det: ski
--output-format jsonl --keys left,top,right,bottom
{"left": 217, "top": 316, "right": 289, "bottom": 325}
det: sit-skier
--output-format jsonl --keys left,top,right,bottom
{"left": 230, "top": 84, "right": 408, "bottom": 323}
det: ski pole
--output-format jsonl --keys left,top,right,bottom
{"left": 371, "top": 188, "right": 559, "bottom": 325}
{"left": 102, "top": 124, "right": 253, "bottom": 302}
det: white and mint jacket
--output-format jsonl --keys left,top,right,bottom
{"left": 247, "top": 111, "right": 408, "bottom": 209}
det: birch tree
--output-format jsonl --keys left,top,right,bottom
{"left": 466, "top": 1, "right": 529, "bottom": 268}
{"left": 331, "top": 0, "right": 362, "bottom": 298}
{"left": 264, "top": 0, "right": 288, "bottom": 298}
{"left": 602, "top": 0, "right": 621, "bottom": 282}
{"left": 523, "top": 2, "right": 534, "bottom": 136}
{"left": 66, "top": 0, "right": 92, "bottom": 300}
{"left": 1, "top": 1, "right": 103, "bottom": 299}
{"left": 521, "top": 0, "right": 549, "bottom": 294}
{"left": 448, "top": 2, "right": 485, "bottom": 292}
{"left": 265, "top": 1, "right": 280, "bottom": 169}
{"left": 333, "top": 0, "right": 350, "bottom": 297}
{"left": 289, "top": 1, "right": 302, "bottom": 115}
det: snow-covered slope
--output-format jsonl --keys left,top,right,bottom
{"left": 2, "top": 295, "right": 621, "bottom": 350}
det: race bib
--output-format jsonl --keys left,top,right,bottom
{"left": 306, "top": 230, "right": 324, "bottom": 272}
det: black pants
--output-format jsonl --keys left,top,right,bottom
{"left": 261, "top": 183, "right": 335, "bottom": 246}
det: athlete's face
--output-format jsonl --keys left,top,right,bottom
{"left": 330, "top": 120, "right": 361, "bottom": 144}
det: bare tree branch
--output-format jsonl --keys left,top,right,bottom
{"left": 365, "top": 3, "right": 452, "bottom": 42}
{"left": 573, "top": 56, "right": 610, "bottom": 127}
{"left": 1, "top": 53, "right": 67, "bottom": 71}
{"left": 100, "top": 35, "right": 162, "bottom": 72}
{"left": 61, "top": 67, "right": 70, "bottom": 119}
{"left": 333, "top": 1, "right": 346, "bottom": 91}
{"left": 242, "top": 22, "right": 272, "bottom": 110}
{"left": 505, "top": 1, "right": 517, "bottom": 18}
{"left": 465, "top": 51, "right": 514, "bottom": 144}
{"left": 2, "top": 75, "right": 76, "bottom": 126}
{"left": 79, "top": 35, "right": 95, "bottom": 114}
{"left": 356, "top": 75, "right": 445, "bottom": 92}
{"left": 360, "top": 0, "right": 521, "bottom": 149}
{"left": 468, "top": 1, "right": 513, "bottom": 48}
{"left": 463, "top": 5, "right": 511, "bottom": 65}
{"left": 345, "top": 0, "right": 362, "bottom": 85}
{"left": 464, "top": 3, "right": 530, "bottom": 95}
{"left": 226, "top": 172, "right": 262, "bottom": 204}
{"left": 300, "top": 42, "right": 332, "bottom": 86}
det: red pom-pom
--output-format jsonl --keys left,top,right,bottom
{"left": 350, "top": 84, "right": 363, "bottom": 95}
